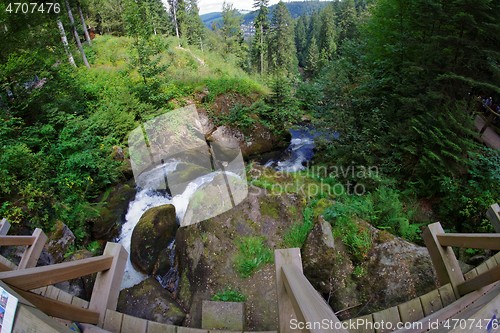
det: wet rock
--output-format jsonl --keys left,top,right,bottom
{"left": 118, "top": 277, "right": 186, "bottom": 325}
{"left": 92, "top": 180, "right": 136, "bottom": 241}
{"left": 175, "top": 186, "right": 305, "bottom": 330}
{"left": 130, "top": 204, "right": 178, "bottom": 274}
{"left": 55, "top": 249, "right": 95, "bottom": 300}
{"left": 45, "top": 221, "right": 75, "bottom": 264}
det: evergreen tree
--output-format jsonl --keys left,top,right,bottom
{"left": 268, "top": 1, "right": 297, "bottom": 75}
{"left": 185, "top": 0, "right": 205, "bottom": 48}
{"left": 252, "top": 0, "right": 270, "bottom": 75}
{"left": 305, "top": 36, "right": 320, "bottom": 76}
{"left": 220, "top": 2, "right": 245, "bottom": 60}
{"left": 295, "top": 15, "right": 308, "bottom": 67}
{"left": 318, "top": 3, "right": 336, "bottom": 63}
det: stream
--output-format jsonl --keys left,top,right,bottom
{"left": 118, "top": 127, "right": 317, "bottom": 290}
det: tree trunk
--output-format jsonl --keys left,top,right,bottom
{"left": 77, "top": 2, "right": 91, "bottom": 45}
{"left": 57, "top": 19, "right": 77, "bottom": 67}
{"left": 172, "top": 2, "right": 180, "bottom": 46}
{"left": 64, "top": 0, "right": 90, "bottom": 68}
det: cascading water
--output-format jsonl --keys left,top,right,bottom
{"left": 118, "top": 160, "right": 220, "bottom": 290}
{"left": 265, "top": 127, "right": 317, "bottom": 172}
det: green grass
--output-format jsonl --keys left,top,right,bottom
{"left": 211, "top": 288, "right": 246, "bottom": 302}
{"left": 234, "top": 236, "right": 273, "bottom": 278}
{"left": 283, "top": 203, "right": 315, "bottom": 248}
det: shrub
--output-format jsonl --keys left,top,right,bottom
{"left": 234, "top": 236, "right": 273, "bottom": 278}
{"left": 211, "top": 288, "right": 246, "bottom": 302}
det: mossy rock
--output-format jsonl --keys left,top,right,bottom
{"left": 169, "top": 162, "right": 211, "bottom": 195}
{"left": 118, "top": 277, "right": 185, "bottom": 325}
{"left": 130, "top": 204, "right": 178, "bottom": 274}
{"left": 92, "top": 180, "right": 137, "bottom": 240}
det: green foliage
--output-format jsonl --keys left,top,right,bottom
{"left": 86, "top": 240, "right": 103, "bottom": 255}
{"left": 353, "top": 265, "right": 367, "bottom": 278}
{"left": 283, "top": 201, "right": 315, "bottom": 248}
{"left": 234, "top": 236, "right": 273, "bottom": 278}
{"left": 211, "top": 287, "right": 246, "bottom": 302}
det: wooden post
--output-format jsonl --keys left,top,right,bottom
{"left": 486, "top": 203, "right": 500, "bottom": 233}
{"left": 89, "top": 242, "right": 128, "bottom": 326}
{"left": 423, "top": 223, "right": 464, "bottom": 298}
{"left": 275, "top": 249, "right": 302, "bottom": 333}
{"left": 19, "top": 228, "right": 48, "bottom": 269}
{"left": 0, "top": 218, "right": 11, "bottom": 235}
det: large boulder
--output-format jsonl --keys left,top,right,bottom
{"left": 118, "top": 278, "right": 186, "bottom": 325}
{"left": 175, "top": 186, "right": 305, "bottom": 330}
{"left": 131, "top": 204, "right": 178, "bottom": 274}
{"left": 302, "top": 217, "right": 438, "bottom": 319}
{"left": 45, "top": 221, "right": 75, "bottom": 264}
{"left": 92, "top": 180, "right": 137, "bottom": 240}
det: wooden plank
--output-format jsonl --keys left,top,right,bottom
{"left": 398, "top": 298, "right": 425, "bottom": 323}
{"left": 476, "top": 262, "right": 490, "bottom": 275}
{"left": 0, "top": 260, "right": 13, "bottom": 272}
{"left": 0, "top": 254, "right": 16, "bottom": 270}
{"left": 391, "top": 283, "right": 500, "bottom": 333}
{"left": 457, "top": 264, "right": 500, "bottom": 296}
{"left": 31, "top": 286, "right": 48, "bottom": 296}
{"left": 0, "top": 218, "right": 11, "bottom": 235}
{"left": 19, "top": 228, "right": 48, "bottom": 269}
{"left": 423, "top": 223, "right": 464, "bottom": 298}
{"left": 103, "top": 309, "right": 123, "bottom": 332}
{"left": 437, "top": 233, "right": 500, "bottom": 250}
{"left": 147, "top": 321, "right": 177, "bottom": 333}
{"left": 57, "top": 289, "right": 74, "bottom": 304}
{"left": 372, "top": 307, "right": 400, "bottom": 333}
{"left": 449, "top": 288, "right": 500, "bottom": 333}
{"left": 121, "top": 313, "right": 148, "bottom": 333}
{"left": 89, "top": 242, "right": 128, "bottom": 326}
{"left": 484, "top": 255, "right": 498, "bottom": 270}
{"left": 486, "top": 203, "right": 500, "bottom": 233}
{"left": 438, "top": 284, "right": 456, "bottom": 307}
{"left": 0, "top": 235, "right": 35, "bottom": 246}
{"left": 274, "top": 248, "right": 301, "bottom": 333}
{"left": 46, "top": 285, "right": 61, "bottom": 300}
{"left": 420, "top": 289, "right": 443, "bottom": 316}
{"left": 464, "top": 267, "right": 478, "bottom": 280}
{"left": 344, "top": 314, "right": 375, "bottom": 333}
{"left": 0, "top": 254, "right": 113, "bottom": 290}
{"left": 282, "top": 264, "right": 347, "bottom": 333}
{"left": 176, "top": 328, "right": 209, "bottom": 333}
{"left": 71, "top": 296, "right": 89, "bottom": 309}
{"left": 14, "top": 303, "right": 74, "bottom": 332}
{"left": 11, "top": 286, "right": 100, "bottom": 324}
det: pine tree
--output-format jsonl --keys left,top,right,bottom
{"left": 305, "top": 36, "right": 319, "bottom": 76}
{"left": 268, "top": 1, "right": 297, "bottom": 75}
{"left": 220, "top": 2, "right": 245, "bottom": 59}
{"left": 185, "top": 0, "right": 205, "bottom": 48}
{"left": 318, "top": 3, "right": 337, "bottom": 63}
{"left": 252, "top": 0, "right": 270, "bottom": 75}
{"left": 295, "top": 15, "right": 308, "bottom": 67}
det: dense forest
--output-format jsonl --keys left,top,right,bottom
{"left": 1, "top": 0, "right": 499, "bottom": 251}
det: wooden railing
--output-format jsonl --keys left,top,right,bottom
{"left": 275, "top": 248, "right": 347, "bottom": 333}
{"left": 423, "top": 221, "right": 500, "bottom": 298}
{"left": 0, "top": 218, "right": 47, "bottom": 270}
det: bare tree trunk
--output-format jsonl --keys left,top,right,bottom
{"left": 77, "top": 2, "right": 91, "bottom": 45}
{"left": 172, "top": 2, "right": 180, "bottom": 46}
{"left": 64, "top": 0, "right": 90, "bottom": 68}
{"left": 57, "top": 19, "right": 77, "bottom": 67}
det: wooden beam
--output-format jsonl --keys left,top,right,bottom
{"left": 486, "top": 203, "right": 500, "bottom": 233}
{"left": 274, "top": 249, "right": 301, "bottom": 333}
{"left": 11, "top": 286, "right": 100, "bottom": 324}
{"left": 423, "top": 223, "right": 464, "bottom": 298}
{"left": 457, "top": 265, "right": 500, "bottom": 296}
{"left": 0, "top": 235, "right": 35, "bottom": 246}
{"left": 0, "top": 255, "right": 113, "bottom": 290}
{"left": 89, "top": 242, "right": 128, "bottom": 326}
{"left": 282, "top": 264, "right": 347, "bottom": 333}
{"left": 19, "top": 228, "right": 48, "bottom": 269}
{"left": 436, "top": 233, "right": 500, "bottom": 250}
{"left": 0, "top": 218, "right": 11, "bottom": 235}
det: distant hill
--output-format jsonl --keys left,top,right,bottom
{"left": 200, "top": 1, "right": 330, "bottom": 29}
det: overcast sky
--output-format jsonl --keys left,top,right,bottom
{"left": 197, "top": 0, "right": 281, "bottom": 15}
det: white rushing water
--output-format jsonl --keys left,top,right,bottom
{"left": 118, "top": 160, "right": 225, "bottom": 289}
{"left": 265, "top": 128, "right": 316, "bottom": 172}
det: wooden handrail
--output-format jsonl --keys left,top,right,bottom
{"left": 436, "top": 233, "right": 500, "bottom": 250}
{"left": 487, "top": 203, "right": 500, "bottom": 233}
{"left": 0, "top": 235, "right": 35, "bottom": 246}
{"left": 281, "top": 264, "right": 345, "bottom": 332}
{"left": 457, "top": 265, "right": 500, "bottom": 296}
{"left": 12, "top": 286, "right": 100, "bottom": 324}
{"left": 0, "top": 255, "right": 113, "bottom": 290}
